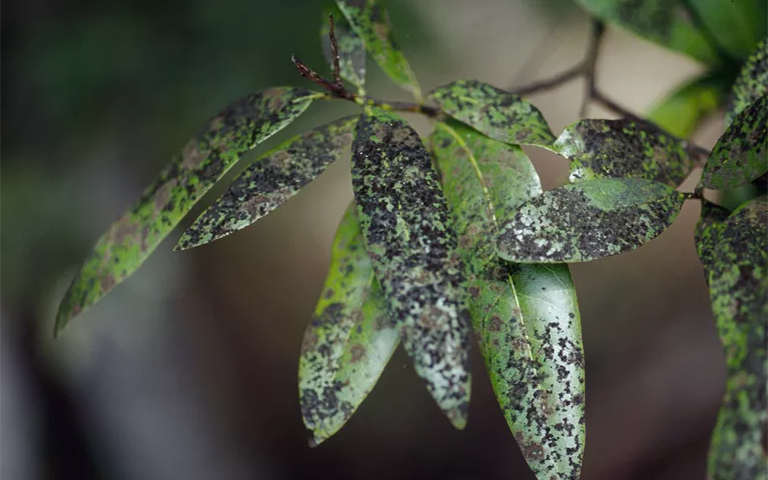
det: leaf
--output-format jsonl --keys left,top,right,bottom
{"left": 573, "top": 0, "right": 717, "bottom": 64}
{"left": 648, "top": 74, "right": 729, "bottom": 138}
{"left": 335, "top": 0, "right": 421, "bottom": 99}
{"left": 554, "top": 118, "right": 693, "bottom": 187}
{"left": 55, "top": 87, "right": 318, "bottom": 335}
{"left": 429, "top": 80, "right": 556, "bottom": 150}
{"left": 705, "top": 196, "right": 768, "bottom": 480}
{"left": 299, "top": 204, "right": 398, "bottom": 446}
{"left": 321, "top": 15, "right": 366, "bottom": 92}
{"left": 694, "top": 200, "right": 730, "bottom": 279}
{"left": 687, "top": 0, "right": 766, "bottom": 61}
{"left": 497, "top": 178, "right": 687, "bottom": 263}
{"left": 175, "top": 116, "right": 356, "bottom": 251}
{"left": 726, "top": 37, "right": 768, "bottom": 126}
{"left": 431, "top": 121, "right": 585, "bottom": 480}
{"left": 700, "top": 95, "right": 768, "bottom": 190}
{"left": 351, "top": 107, "right": 471, "bottom": 428}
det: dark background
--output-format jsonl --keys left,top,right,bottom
{"left": 2, "top": 1, "right": 728, "bottom": 479}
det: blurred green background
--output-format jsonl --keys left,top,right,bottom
{"left": 2, "top": 1, "right": 732, "bottom": 479}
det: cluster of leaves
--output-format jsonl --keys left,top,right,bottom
{"left": 55, "top": 1, "right": 766, "bottom": 479}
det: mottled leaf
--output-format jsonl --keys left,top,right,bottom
{"left": 554, "top": 118, "right": 693, "bottom": 187}
{"left": 431, "top": 121, "right": 585, "bottom": 480}
{"left": 336, "top": 0, "right": 420, "bottom": 99}
{"left": 694, "top": 200, "right": 730, "bottom": 278}
{"left": 727, "top": 37, "right": 768, "bottom": 125}
{"left": 429, "top": 80, "right": 557, "bottom": 150}
{"left": 687, "top": 0, "right": 766, "bottom": 61}
{"left": 497, "top": 178, "right": 687, "bottom": 263}
{"left": 700, "top": 95, "right": 768, "bottom": 190}
{"left": 55, "top": 87, "right": 318, "bottom": 335}
{"left": 705, "top": 196, "right": 768, "bottom": 480}
{"left": 176, "top": 116, "right": 356, "bottom": 251}
{"left": 573, "top": 0, "right": 717, "bottom": 63}
{"left": 321, "top": 16, "right": 366, "bottom": 92}
{"left": 351, "top": 107, "right": 471, "bottom": 428}
{"left": 299, "top": 204, "right": 399, "bottom": 446}
{"left": 648, "top": 74, "right": 729, "bottom": 138}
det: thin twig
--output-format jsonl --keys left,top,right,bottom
{"left": 510, "top": 63, "right": 584, "bottom": 96}
{"left": 580, "top": 20, "right": 605, "bottom": 117}
{"left": 328, "top": 14, "right": 342, "bottom": 86}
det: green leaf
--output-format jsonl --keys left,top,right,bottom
{"left": 335, "top": 0, "right": 421, "bottom": 99}
{"left": 573, "top": 0, "right": 717, "bottom": 64}
{"left": 321, "top": 15, "right": 366, "bottom": 92}
{"left": 648, "top": 74, "right": 728, "bottom": 138}
{"left": 554, "top": 118, "right": 693, "bottom": 187}
{"left": 700, "top": 95, "right": 768, "bottom": 190}
{"left": 175, "top": 116, "right": 356, "bottom": 251}
{"left": 429, "top": 80, "right": 556, "bottom": 150}
{"left": 55, "top": 87, "right": 318, "bottom": 335}
{"left": 687, "top": 0, "right": 766, "bottom": 61}
{"left": 726, "top": 37, "right": 768, "bottom": 126}
{"left": 299, "top": 204, "right": 398, "bottom": 446}
{"left": 431, "top": 121, "right": 585, "bottom": 480}
{"left": 497, "top": 178, "right": 687, "bottom": 263}
{"left": 705, "top": 196, "right": 768, "bottom": 480}
{"left": 694, "top": 200, "right": 730, "bottom": 279}
{"left": 351, "top": 107, "right": 471, "bottom": 428}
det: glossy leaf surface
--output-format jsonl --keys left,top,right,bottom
{"left": 648, "top": 74, "right": 728, "bottom": 138}
{"left": 351, "top": 107, "right": 471, "bottom": 428}
{"left": 429, "top": 80, "right": 556, "bottom": 150}
{"left": 497, "top": 178, "right": 687, "bottom": 263}
{"left": 726, "top": 37, "right": 768, "bottom": 125}
{"left": 687, "top": 0, "right": 766, "bottom": 61}
{"left": 299, "top": 204, "right": 398, "bottom": 446}
{"left": 432, "top": 121, "right": 585, "bottom": 480}
{"left": 55, "top": 87, "right": 318, "bottom": 335}
{"left": 321, "top": 16, "right": 366, "bottom": 91}
{"left": 554, "top": 118, "right": 693, "bottom": 187}
{"left": 176, "top": 116, "right": 356, "bottom": 251}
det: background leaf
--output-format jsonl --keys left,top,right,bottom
{"left": 648, "top": 74, "right": 729, "bottom": 138}
{"left": 705, "top": 196, "right": 767, "bottom": 480}
{"left": 497, "top": 178, "right": 687, "bottom": 263}
{"left": 336, "top": 0, "right": 421, "bottom": 99}
{"left": 554, "top": 118, "right": 693, "bottom": 186}
{"left": 694, "top": 200, "right": 730, "bottom": 279}
{"left": 321, "top": 15, "right": 367, "bottom": 92}
{"left": 432, "top": 121, "right": 585, "bottom": 480}
{"left": 55, "top": 87, "right": 318, "bottom": 335}
{"left": 299, "top": 204, "right": 398, "bottom": 446}
{"left": 726, "top": 37, "right": 768, "bottom": 125}
{"left": 687, "top": 0, "right": 766, "bottom": 61}
{"left": 176, "top": 116, "right": 357, "bottom": 251}
{"left": 351, "top": 107, "right": 471, "bottom": 428}
{"left": 430, "top": 80, "right": 556, "bottom": 150}
{"left": 700, "top": 95, "right": 768, "bottom": 190}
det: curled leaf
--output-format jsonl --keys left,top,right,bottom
{"left": 321, "top": 15, "right": 366, "bottom": 92}
{"left": 554, "top": 118, "right": 693, "bottom": 187}
{"left": 55, "top": 87, "right": 318, "bottom": 335}
{"left": 648, "top": 74, "right": 728, "bottom": 138}
{"left": 176, "top": 116, "right": 356, "bottom": 251}
{"left": 726, "top": 37, "right": 767, "bottom": 125}
{"left": 700, "top": 95, "right": 768, "bottom": 190}
{"left": 299, "top": 204, "right": 398, "bottom": 446}
{"left": 497, "top": 178, "right": 687, "bottom": 263}
{"left": 429, "top": 80, "right": 556, "bottom": 150}
{"left": 351, "top": 107, "right": 471, "bottom": 428}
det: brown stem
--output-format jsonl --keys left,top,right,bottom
{"left": 327, "top": 14, "right": 342, "bottom": 86}
{"left": 510, "top": 63, "right": 584, "bottom": 96}
{"left": 580, "top": 20, "right": 605, "bottom": 117}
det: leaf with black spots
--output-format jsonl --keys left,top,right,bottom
{"left": 694, "top": 200, "right": 730, "bottom": 279}
{"left": 701, "top": 95, "right": 768, "bottom": 190}
{"left": 176, "top": 116, "right": 356, "bottom": 250}
{"left": 705, "top": 196, "right": 767, "bottom": 480}
{"left": 497, "top": 178, "right": 687, "bottom": 263}
{"left": 321, "top": 15, "right": 366, "bottom": 92}
{"left": 726, "top": 37, "right": 767, "bottom": 125}
{"left": 299, "top": 204, "right": 398, "bottom": 446}
{"left": 554, "top": 118, "right": 693, "bottom": 187}
{"left": 429, "top": 80, "right": 556, "bottom": 150}
{"left": 55, "top": 87, "right": 319, "bottom": 335}
{"left": 648, "top": 74, "right": 729, "bottom": 138}
{"left": 336, "top": 0, "right": 420, "bottom": 99}
{"left": 432, "top": 121, "right": 585, "bottom": 480}
{"left": 351, "top": 107, "right": 471, "bottom": 428}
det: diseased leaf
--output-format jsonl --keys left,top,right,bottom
{"left": 687, "top": 0, "right": 766, "bottom": 61}
{"left": 705, "top": 196, "right": 768, "bottom": 480}
{"left": 336, "top": 0, "right": 421, "bottom": 99}
{"left": 351, "top": 107, "right": 471, "bottom": 428}
{"left": 321, "top": 16, "right": 366, "bottom": 92}
{"left": 175, "top": 116, "right": 356, "bottom": 251}
{"left": 299, "top": 204, "right": 398, "bottom": 446}
{"left": 497, "top": 178, "right": 687, "bottom": 263}
{"left": 694, "top": 200, "right": 730, "bottom": 279}
{"left": 573, "top": 0, "right": 717, "bottom": 63}
{"left": 648, "top": 74, "right": 729, "bottom": 138}
{"left": 554, "top": 118, "right": 693, "bottom": 187}
{"left": 431, "top": 121, "right": 585, "bottom": 480}
{"left": 55, "top": 87, "right": 318, "bottom": 335}
{"left": 429, "top": 80, "right": 557, "bottom": 150}
{"left": 700, "top": 95, "right": 768, "bottom": 190}
{"left": 727, "top": 37, "right": 768, "bottom": 125}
